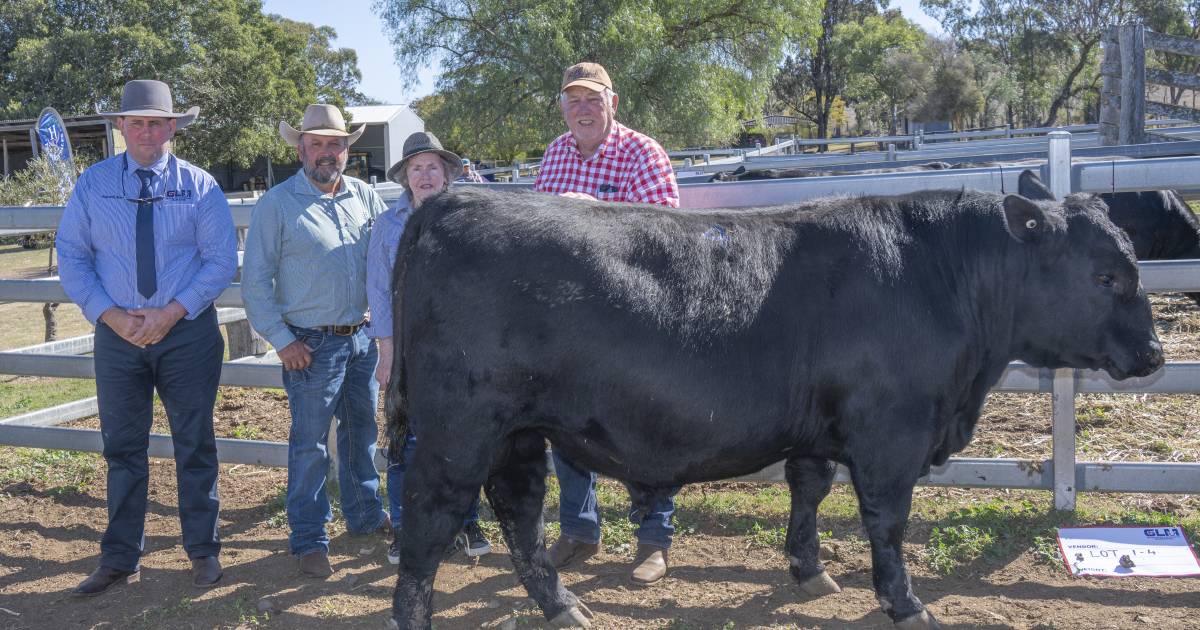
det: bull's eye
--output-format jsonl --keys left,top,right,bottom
{"left": 1096, "top": 274, "right": 1115, "bottom": 288}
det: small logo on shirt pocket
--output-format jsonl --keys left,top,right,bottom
{"left": 598, "top": 183, "right": 619, "bottom": 194}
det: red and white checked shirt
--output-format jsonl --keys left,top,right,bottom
{"left": 534, "top": 121, "right": 680, "bottom": 208}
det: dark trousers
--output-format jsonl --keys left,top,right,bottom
{"left": 94, "top": 306, "right": 223, "bottom": 572}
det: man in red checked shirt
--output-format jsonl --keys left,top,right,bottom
{"left": 534, "top": 62, "right": 679, "bottom": 208}
{"left": 537, "top": 61, "right": 681, "bottom": 586}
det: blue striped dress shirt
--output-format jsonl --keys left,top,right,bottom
{"left": 56, "top": 152, "right": 238, "bottom": 323}
{"left": 365, "top": 194, "right": 415, "bottom": 340}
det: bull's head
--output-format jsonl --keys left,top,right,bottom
{"left": 1005, "top": 171, "right": 1163, "bottom": 379}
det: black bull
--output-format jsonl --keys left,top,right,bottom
{"left": 386, "top": 177, "right": 1164, "bottom": 629}
{"left": 714, "top": 163, "right": 1200, "bottom": 304}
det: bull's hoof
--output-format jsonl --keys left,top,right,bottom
{"left": 798, "top": 570, "right": 842, "bottom": 596}
{"left": 549, "top": 604, "right": 593, "bottom": 628}
{"left": 895, "top": 609, "right": 940, "bottom": 630}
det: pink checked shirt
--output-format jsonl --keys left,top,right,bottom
{"left": 534, "top": 121, "right": 680, "bottom": 208}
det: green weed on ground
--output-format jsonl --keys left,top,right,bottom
{"left": 264, "top": 481, "right": 346, "bottom": 530}
{"left": 0, "top": 447, "right": 101, "bottom": 494}
{"left": 229, "top": 422, "right": 262, "bottom": 440}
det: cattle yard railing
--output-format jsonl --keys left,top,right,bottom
{"left": 1, "top": 132, "right": 1198, "bottom": 510}
{"left": 1101, "top": 24, "right": 1200, "bottom": 146}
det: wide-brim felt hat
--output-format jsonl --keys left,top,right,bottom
{"left": 98, "top": 79, "right": 199, "bottom": 129}
{"left": 279, "top": 104, "right": 365, "bottom": 146}
{"left": 386, "top": 131, "right": 461, "bottom": 184}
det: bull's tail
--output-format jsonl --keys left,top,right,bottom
{"left": 383, "top": 199, "right": 435, "bottom": 462}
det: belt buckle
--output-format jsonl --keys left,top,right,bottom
{"left": 331, "top": 322, "right": 361, "bottom": 336}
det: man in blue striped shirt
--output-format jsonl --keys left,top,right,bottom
{"left": 57, "top": 79, "right": 237, "bottom": 597}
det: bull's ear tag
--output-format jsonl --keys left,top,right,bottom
{"left": 1002, "top": 195, "right": 1046, "bottom": 243}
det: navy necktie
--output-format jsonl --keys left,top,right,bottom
{"left": 134, "top": 169, "right": 157, "bottom": 298}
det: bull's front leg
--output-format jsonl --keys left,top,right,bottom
{"left": 391, "top": 450, "right": 485, "bottom": 629}
{"left": 847, "top": 438, "right": 940, "bottom": 630}
{"left": 783, "top": 456, "right": 841, "bottom": 596}
{"left": 486, "top": 432, "right": 590, "bottom": 628}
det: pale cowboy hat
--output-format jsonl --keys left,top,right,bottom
{"left": 279, "top": 104, "right": 365, "bottom": 146}
{"left": 386, "top": 131, "right": 461, "bottom": 184}
{"left": 98, "top": 79, "right": 200, "bottom": 129}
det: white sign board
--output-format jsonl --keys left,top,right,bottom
{"left": 1058, "top": 526, "right": 1200, "bottom": 577}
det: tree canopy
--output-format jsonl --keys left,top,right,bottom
{"left": 375, "top": 0, "right": 819, "bottom": 159}
{"left": 0, "top": 0, "right": 371, "bottom": 168}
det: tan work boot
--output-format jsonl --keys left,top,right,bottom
{"left": 547, "top": 535, "right": 600, "bottom": 569}
{"left": 630, "top": 544, "right": 668, "bottom": 585}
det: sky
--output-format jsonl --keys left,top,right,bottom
{"left": 262, "top": 0, "right": 947, "bottom": 107}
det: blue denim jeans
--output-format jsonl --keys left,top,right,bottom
{"left": 283, "top": 325, "right": 387, "bottom": 556}
{"left": 386, "top": 433, "right": 481, "bottom": 529}
{"left": 553, "top": 450, "right": 677, "bottom": 549}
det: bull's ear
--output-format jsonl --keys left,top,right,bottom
{"left": 1002, "top": 195, "right": 1048, "bottom": 243}
{"left": 1017, "top": 170, "right": 1055, "bottom": 201}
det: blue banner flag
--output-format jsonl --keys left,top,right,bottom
{"left": 36, "top": 107, "right": 77, "bottom": 200}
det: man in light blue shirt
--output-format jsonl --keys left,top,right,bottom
{"left": 57, "top": 79, "right": 237, "bottom": 597}
{"left": 242, "top": 104, "right": 389, "bottom": 577}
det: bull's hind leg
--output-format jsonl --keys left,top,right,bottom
{"left": 484, "top": 431, "right": 590, "bottom": 628}
{"left": 784, "top": 456, "right": 841, "bottom": 596}
{"left": 391, "top": 443, "right": 490, "bottom": 630}
{"left": 847, "top": 454, "right": 940, "bottom": 630}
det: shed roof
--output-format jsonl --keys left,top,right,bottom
{"left": 346, "top": 105, "right": 412, "bottom": 125}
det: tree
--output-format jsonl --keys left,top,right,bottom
{"left": 918, "top": 39, "right": 982, "bottom": 128}
{"left": 769, "top": 0, "right": 882, "bottom": 144}
{"left": 923, "top": 0, "right": 1129, "bottom": 127}
{"left": 834, "top": 13, "right": 929, "bottom": 135}
{"left": 374, "top": 0, "right": 819, "bottom": 159}
{"left": 272, "top": 17, "right": 380, "bottom": 107}
{"left": 0, "top": 0, "right": 373, "bottom": 167}
{"left": 1135, "top": 0, "right": 1200, "bottom": 106}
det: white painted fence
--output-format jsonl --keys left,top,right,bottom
{"left": 1, "top": 132, "right": 1198, "bottom": 509}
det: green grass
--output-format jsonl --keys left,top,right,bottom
{"left": 925, "top": 523, "right": 997, "bottom": 574}
{"left": 231, "top": 595, "right": 271, "bottom": 627}
{"left": 0, "top": 447, "right": 101, "bottom": 494}
{"left": 264, "top": 480, "right": 346, "bottom": 530}
{"left": 746, "top": 521, "right": 788, "bottom": 549}
{"left": 0, "top": 304, "right": 93, "bottom": 351}
{"left": 130, "top": 596, "right": 196, "bottom": 629}
{"left": 230, "top": 422, "right": 262, "bottom": 440}
{"left": 0, "top": 376, "right": 95, "bottom": 418}
{"left": 264, "top": 483, "right": 289, "bottom": 528}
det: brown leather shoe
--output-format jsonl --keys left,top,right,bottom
{"left": 547, "top": 535, "right": 600, "bottom": 569}
{"left": 72, "top": 565, "right": 140, "bottom": 597}
{"left": 298, "top": 550, "right": 333, "bottom": 578}
{"left": 191, "top": 556, "right": 222, "bottom": 588}
{"left": 630, "top": 544, "right": 668, "bottom": 585}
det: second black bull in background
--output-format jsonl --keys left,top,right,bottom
{"left": 385, "top": 170, "right": 1164, "bottom": 630}
{"left": 715, "top": 162, "right": 1200, "bottom": 304}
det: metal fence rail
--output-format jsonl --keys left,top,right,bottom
{"left": 1, "top": 131, "right": 1198, "bottom": 508}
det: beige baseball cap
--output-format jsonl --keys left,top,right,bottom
{"left": 561, "top": 62, "right": 613, "bottom": 92}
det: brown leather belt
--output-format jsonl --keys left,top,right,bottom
{"left": 308, "top": 321, "right": 367, "bottom": 336}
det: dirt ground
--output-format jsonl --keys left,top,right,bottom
{"left": 1, "top": 466, "right": 1199, "bottom": 630}
{"left": 1, "top": 259, "right": 1199, "bottom": 627}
